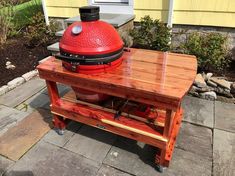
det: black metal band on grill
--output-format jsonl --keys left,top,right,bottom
{"left": 61, "top": 47, "right": 123, "bottom": 59}
{"left": 55, "top": 48, "right": 124, "bottom": 65}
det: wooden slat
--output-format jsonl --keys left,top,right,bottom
{"left": 37, "top": 49, "right": 197, "bottom": 109}
{"left": 101, "top": 119, "right": 167, "bottom": 142}
{"left": 62, "top": 90, "right": 165, "bottom": 127}
{"left": 51, "top": 100, "right": 167, "bottom": 149}
{"left": 40, "top": 71, "right": 181, "bottom": 110}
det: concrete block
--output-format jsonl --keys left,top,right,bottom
{"left": 0, "top": 85, "right": 9, "bottom": 96}
{"left": 176, "top": 122, "right": 213, "bottom": 160}
{"left": 7, "top": 77, "right": 25, "bottom": 90}
{"left": 16, "top": 92, "right": 50, "bottom": 113}
{"left": 0, "top": 155, "right": 14, "bottom": 175}
{"left": 65, "top": 13, "right": 135, "bottom": 28}
{"left": 0, "top": 77, "right": 46, "bottom": 107}
{"left": 213, "top": 129, "right": 235, "bottom": 176}
{"left": 22, "top": 70, "right": 38, "bottom": 81}
{"left": 64, "top": 125, "right": 117, "bottom": 163}
{"left": 215, "top": 101, "right": 235, "bottom": 133}
{"left": 103, "top": 136, "right": 212, "bottom": 176}
{"left": 39, "top": 56, "right": 51, "bottom": 64}
{"left": 103, "top": 137, "right": 158, "bottom": 176}
{"left": 0, "top": 105, "right": 29, "bottom": 136}
{"left": 0, "top": 109, "right": 52, "bottom": 161}
{"left": 47, "top": 42, "right": 59, "bottom": 53}
{"left": 182, "top": 96, "right": 214, "bottom": 128}
{"left": 43, "top": 121, "right": 82, "bottom": 147}
{"left": 55, "top": 30, "right": 65, "bottom": 37}
{"left": 97, "top": 165, "right": 132, "bottom": 176}
{"left": 5, "top": 141, "right": 100, "bottom": 176}
{"left": 165, "top": 148, "right": 212, "bottom": 176}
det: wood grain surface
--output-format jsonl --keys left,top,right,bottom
{"left": 37, "top": 49, "right": 197, "bottom": 109}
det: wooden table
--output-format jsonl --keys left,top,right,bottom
{"left": 37, "top": 48, "right": 197, "bottom": 170}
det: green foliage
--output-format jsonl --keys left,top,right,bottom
{"left": 181, "top": 32, "right": 230, "bottom": 72}
{"left": 24, "top": 12, "right": 58, "bottom": 47}
{"left": 10, "top": 0, "right": 42, "bottom": 36}
{"left": 0, "top": 6, "right": 14, "bottom": 45}
{"left": 0, "top": 0, "right": 42, "bottom": 38}
{"left": 0, "top": 0, "right": 30, "bottom": 8}
{"left": 130, "top": 16, "right": 171, "bottom": 51}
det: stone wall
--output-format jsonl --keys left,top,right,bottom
{"left": 171, "top": 24, "right": 235, "bottom": 60}
{"left": 50, "top": 18, "right": 67, "bottom": 30}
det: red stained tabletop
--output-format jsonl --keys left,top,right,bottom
{"left": 37, "top": 48, "right": 197, "bottom": 108}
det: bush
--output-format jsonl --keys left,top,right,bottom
{"left": 0, "top": 0, "right": 30, "bottom": 8}
{"left": 10, "top": 0, "right": 42, "bottom": 36}
{"left": 0, "top": 0, "right": 42, "bottom": 39}
{"left": 0, "top": 7, "right": 14, "bottom": 45}
{"left": 24, "top": 12, "right": 58, "bottom": 47}
{"left": 181, "top": 32, "right": 230, "bottom": 72}
{"left": 130, "top": 16, "right": 171, "bottom": 51}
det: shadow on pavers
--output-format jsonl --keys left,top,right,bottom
{"left": 71, "top": 124, "right": 159, "bottom": 171}
{"left": 113, "top": 136, "right": 160, "bottom": 170}
{"left": 34, "top": 84, "right": 159, "bottom": 170}
{"left": 27, "top": 83, "right": 75, "bottom": 130}
{"left": 34, "top": 108, "right": 53, "bottom": 129}
{"left": 26, "top": 83, "right": 72, "bottom": 111}
{"left": 4, "top": 171, "right": 34, "bottom": 176}
{"left": 36, "top": 106, "right": 81, "bottom": 135}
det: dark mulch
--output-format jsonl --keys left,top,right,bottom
{"left": 225, "top": 61, "right": 235, "bottom": 82}
{"left": 0, "top": 36, "right": 52, "bottom": 86}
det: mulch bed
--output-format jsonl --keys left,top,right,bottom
{"left": 0, "top": 36, "right": 54, "bottom": 86}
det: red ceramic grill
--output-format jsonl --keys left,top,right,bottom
{"left": 55, "top": 6, "right": 124, "bottom": 102}
{"left": 56, "top": 6, "right": 124, "bottom": 74}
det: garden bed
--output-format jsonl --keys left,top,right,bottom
{"left": 0, "top": 0, "right": 58, "bottom": 87}
{"left": 0, "top": 36, "right": 51, "bottom": 86}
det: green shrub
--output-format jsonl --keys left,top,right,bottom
{"left": 130, "top": 16, "right": 171, "bottom": 51}
{"left": 11, "top": 0, "right": 42, "bottom": 35}
{"left": 0, "top": 0, "right": 42, "bottom": 38}
{"left": 0, "top": 0, "right": 30, "bottom": 8}
{"left": 0, "top": 6, "right": 14, "bottom": 45}
{"left": 24, "top": 12, "right": 58, "bottom": 47}
{"left": 181, "top": 32, "right": 230, "bottom": 72}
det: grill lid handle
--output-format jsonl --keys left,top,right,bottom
{"left": 79, "top": 6, "right": 100, "bottom": 22}
{"left": 72, "top": 25, "right": 82, "bottom": 35}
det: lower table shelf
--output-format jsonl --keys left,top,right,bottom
{"left": 49, "top": 91, "right": 183, "bottom": 168}
{"left": 52, "top": 99, "right": 167, "bottom": 148}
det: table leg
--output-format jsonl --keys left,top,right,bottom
{"left": 155, "top": 109, "right": 173, "bottom": 171}
{"left": 46, "top": 80, "right": 59, "bottom": 104}
{"left": 155, "top": 149, "right": 166, "bottom": 172}
{"left": 164, "top": 109, "right": 173, "bottom": 138}
{"left": 46, "top": 80, "right": 67, "bottom": 133}
{"left": 52, "top": 114, "right": 67, "bottom": 135}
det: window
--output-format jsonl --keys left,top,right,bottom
{"left": 88, "top": 0, "right": 133, "bottom": 14}
{"left": 94, "top": 0, "right": 128, "bottom": 4}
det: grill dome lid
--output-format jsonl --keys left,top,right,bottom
{"left": 59, "top": 6, "right": 124, "bottom": 57}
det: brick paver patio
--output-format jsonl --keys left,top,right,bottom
{"left": 0, "top": 77, "right": 234, "bottom": 176}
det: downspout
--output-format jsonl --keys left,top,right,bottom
{"left": 41, "top": 0, "right": 50, "bottom": 26}
{"left": 167, "top": 0, "right": 174, "bottom": 28}
{"left": 167, "top": 0, "right": 174, "bottom": 44}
